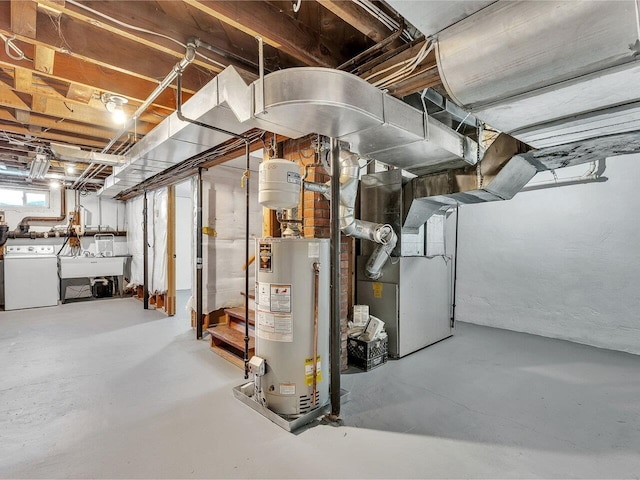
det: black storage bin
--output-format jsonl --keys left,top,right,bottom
{"left": 347, "top": 336, "right": 388, "bottom": 371}
{"left": 92, "top": 280, "right": 113, "bottom": 298}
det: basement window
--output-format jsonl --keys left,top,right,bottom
{"left": 0, "top": 187, "right": 49, "bottom": 208}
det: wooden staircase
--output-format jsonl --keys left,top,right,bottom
{"left": 207, "top": 305, "right": 255, "bottom": 369}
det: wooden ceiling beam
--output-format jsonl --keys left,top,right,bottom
{"left": 317, "top": 1, "right": 392, "bottom": 43}
{"left": 30, "top": 12, "right": 208, "bottom": 91}
{"left": 0, "top": 4, "right": 207, "bottom": 92}
{"left": 0, "top": 109, "right": 138, "bottom": 141}
{"left": 11, "top": 0, "right": 38, "bottom": 39}
{"left": 65, "top": 82, "right": 93, "bottom": 103}
{"left": 0, "top": 44, "right": 188, "bottom": 112}
{"left": 28, "top": 93, "right": 156, "bottom": 135}
{"left": 14, "top": 109, "right": 31, "bottom": 124}
{"left": 387, "top": 66, "right": 442, "bottom": 97}
{"left": 0, "top": 85, "right": 30, "bottom": 110}
{"left": 183, "top": 0, "right": 345, "bottom": 67}
{"left": 34, "top": 44, "right": 55, "bottom": 74}
{"left": 0, "top": 122, "right": 107, "bottom": 148}
{"left": 37, "top": 0, "right": 262, "bottom": 75}
{"left": 13, "top": 67, "right": 33, "bottom": 92}
{"left": 0, "top": 78, "right": 158, "bottom": 134}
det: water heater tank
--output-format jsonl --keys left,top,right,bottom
{"left": 255, "top": 237, "right": 330, "bottom": 415}
{"left": 258, "top": 159, "right": 301, "bottom": 209}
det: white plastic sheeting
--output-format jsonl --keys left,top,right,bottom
{"left": 125, "top": 187, "right": 168, "bottom": 292}
{"left": 126, "top": 195, "right": 145, "bottom": 285}
{"left": 197, "top": 164, "right": 262, "bottom": 313}
{"left": 150, "top": 189, "right": 168, "bottom": 292}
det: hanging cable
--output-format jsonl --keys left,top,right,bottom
{"left": 66, "top": 0, "right": 228, "bottom": 70}
{"left": 0, "top": 33, "right": 32, "bottom": 62}
{"left": 367, "top": 40, "right": 434, "bottom": 89}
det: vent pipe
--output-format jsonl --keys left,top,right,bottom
{"left": 338, "top": 151, "right": 397, "bottom": 279}
{"left": 334, "top": 151, "right": 398, "bottom": 280}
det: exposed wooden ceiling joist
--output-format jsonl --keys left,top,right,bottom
{"left": 10, "top": 0, "right": 38, "bottom": 39}
{"left": 0, "top": 0, "right": 443, "bottom": 193}
{"left": 0, "top": 121, "right": 107, "bottom": 148}
{"left": 0, "top": 36, "right": 192, "bottom": 112}
{"left": 37, "top": 0, "right": 277, "bottom": 75}
{"left": 317, "top": 0, "right": 393, "bottom": 43}
{"left": 0, "top": 109, "right": 144, "bottom": 141}
{"left": 182, "top": 0, "right": 347, "bottom": 67}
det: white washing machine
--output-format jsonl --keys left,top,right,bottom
{"left": 4, "top": 245, "right": 59, "bottom": 310}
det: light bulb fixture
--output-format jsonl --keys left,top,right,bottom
{"left": 49, "top": 180, "right": 61, "bottom": 189}
{"left": 66, "top": 164, "right": 76, "bottom": 174}
{"left": 28, "top": 153, "right": 50, "bottom": 179}
{"left": 101, "top": 93, "right": 128, "bottom": 124}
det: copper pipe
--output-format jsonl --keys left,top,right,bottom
{"left": 15, "top": 187, "right": 66, "bottom": 233}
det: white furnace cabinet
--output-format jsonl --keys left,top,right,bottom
{"left": 357, "top": 255, "right": 452, "bottom": 358}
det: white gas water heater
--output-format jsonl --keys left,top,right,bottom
{"left": 239, "top": 158, "right": 330, "bottom": 425}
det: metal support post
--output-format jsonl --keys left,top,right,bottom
{"left": 329, "top": 137, "right": 341, "bottom": 418}
{"left": 143, "top": 191, "right": 149, "bottom": 310}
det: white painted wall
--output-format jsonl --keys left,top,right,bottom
{"left": 1, "top": 188, "right": 125, "bottom": 233}
{"left": 455, "top": 153, "right": 640, "bottom": 354}
{"left": 1, "top": 188, "right": 127, "bottom": 255}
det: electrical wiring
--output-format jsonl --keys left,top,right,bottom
{"left": 0, "top": 33, "right": 32, "bottom": 62}
{"left": 65, "top": 0, "right": 227, "bottom": 70}
{"left": 367, "top": 40, "right": 434, "bottom": 89}
{"left": 353, "top": 0, "right": 414, "bottom": 43}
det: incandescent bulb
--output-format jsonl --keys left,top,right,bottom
{"left": 112, "top": 107, "right": 127, "bottom": 124}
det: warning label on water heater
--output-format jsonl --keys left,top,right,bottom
{"left": 304, "top": 357, "right": 322, "bottom": 386}
{"left": 256, "top": 310, "right": 293, "bottom": 342}
{"left": 270, "top": 284, "right": 291, "bottom": 313}
{"left": 258, "top": 283, "right": 270, "bottom": 310}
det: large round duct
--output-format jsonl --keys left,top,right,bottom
{"left": 436, "top": 1, "right": 640, "bottom": 147}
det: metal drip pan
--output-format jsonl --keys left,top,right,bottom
{"left": 233, "top": 382, "right": 350, "bottom": 432}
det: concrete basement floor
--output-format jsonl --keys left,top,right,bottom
{"left": 1, "top": 294, "right": 640, "bottom": 479}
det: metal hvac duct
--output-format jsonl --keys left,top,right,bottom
{"left": 99, "top": 66, "right": 478, "bottom": 197}
{"left": 403, "top": 134, "right": 535, "bottom": 230}
{"left": 435, "top": 0, "right": 640, "bottom": 148}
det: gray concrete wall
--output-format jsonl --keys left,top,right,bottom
{"left": 455, "top": 153, "right": 640, "bottom": 354}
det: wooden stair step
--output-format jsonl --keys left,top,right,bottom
{"left": 224, "top": 306, "right": 255, "bottom": 325}
{"left": 207, "top": 325, "right": 255, "bottom": 352}
{"left": 207, "top": 325, "right": 255, "bottom": 370}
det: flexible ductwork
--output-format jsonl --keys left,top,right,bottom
{"left": 435, "top": 0, "right": 640, "bottom": 148}
{"left": 338, "top": 151, "right": 397, "bottom": 280}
